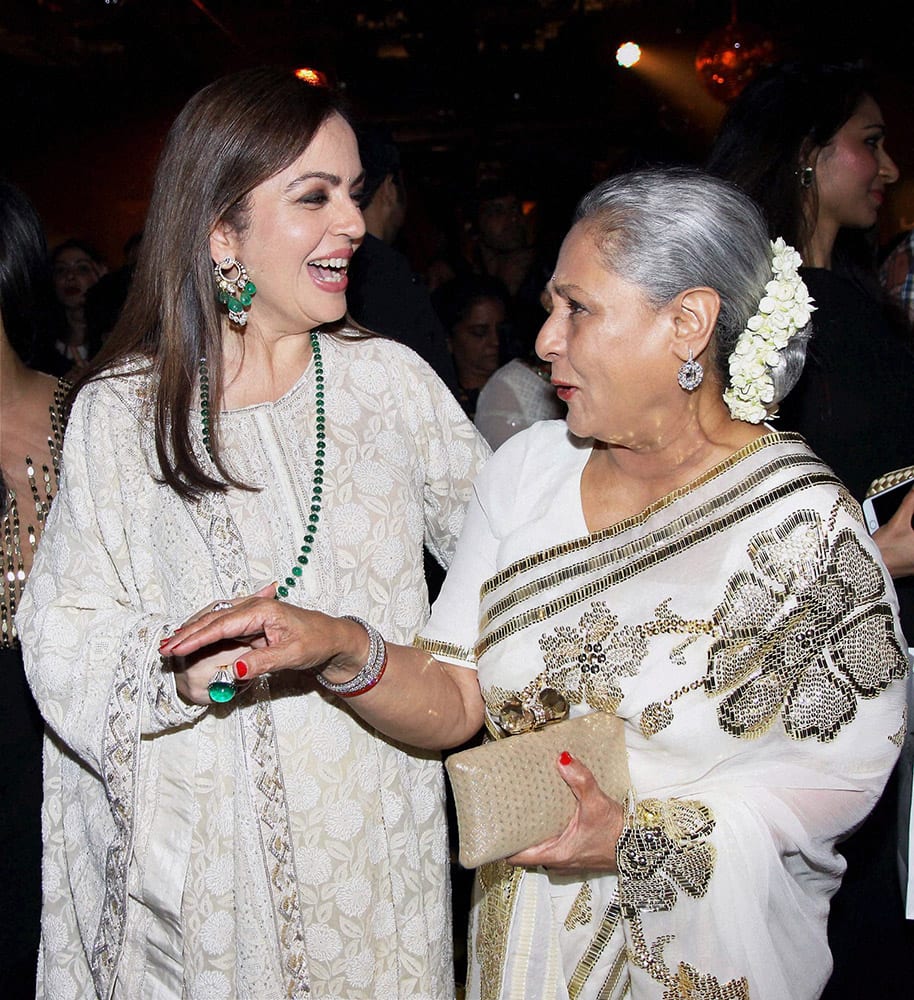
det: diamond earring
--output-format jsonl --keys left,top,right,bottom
{"left": 677, "top": 349, "right": 704, "bottom": 391}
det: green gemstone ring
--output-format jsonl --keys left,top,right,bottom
{"left": 207, "top": 668, "right": 237, "bottom": 704}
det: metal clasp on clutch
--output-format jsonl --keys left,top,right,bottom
{"left": 486, "top": 687, "right": 570, "bottom": 739}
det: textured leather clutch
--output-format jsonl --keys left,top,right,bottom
{"left": 445, "top": 712, "right": 630, "bottom": 869}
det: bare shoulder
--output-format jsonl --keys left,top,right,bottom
{"left": 0, "top": 370, "right": 59, "bottom": 462}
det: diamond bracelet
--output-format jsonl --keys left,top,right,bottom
{"left": 316, "top": 615, "right": 388, "bottom": 698}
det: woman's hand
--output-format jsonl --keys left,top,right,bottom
{"left": 161, "top": 589, "right": 274, "bottom": 705}
{"left": 506, "top": 752, "right": 625, "bottom": 874}
{"left": 872, "top": 485, "right": 914, "bottom": 579}
{"left": 159, "top": 584, "right": 370, "bottom": 695}
{"left": 170, "top": 638, "right": 255, "bottom": 706}
{"left": 160, "top": 587, "right": 485, "bottom": 750}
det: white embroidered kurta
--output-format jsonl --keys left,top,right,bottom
{"left": 18, "top": 334, "right": 490, "bottom": 1000}
{"left": 417, "top": 421, "right": 908, "bottom": 1000}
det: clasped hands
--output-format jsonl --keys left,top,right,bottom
{"left": 159, "top": 583, "right": 625, "bottom": 872}
{"left": 158, "top": 583, "right": 371, "bottom": 705}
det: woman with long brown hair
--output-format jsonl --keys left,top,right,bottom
{"left": 18, "top": 67, "right": 488, "bottom": 998}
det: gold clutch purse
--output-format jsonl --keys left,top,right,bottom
{"left": 444, "top": 711, "right": 630, "bottom": 869}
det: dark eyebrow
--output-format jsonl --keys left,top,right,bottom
{"left": 285, "top": 171, "right": 339, "bottom": 192}
{"left": 285, "top": 169, "right": 366, "bottom": 193}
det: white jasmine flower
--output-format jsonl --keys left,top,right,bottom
{"left": 723, "top": 239, "right": 815, "bottom": 424}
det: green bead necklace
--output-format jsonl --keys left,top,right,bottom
{"left": 199, "top": 330, "right": 326, "bottom": 600}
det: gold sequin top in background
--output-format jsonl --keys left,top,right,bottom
{"left": 1, "top": 380, "right": 68, "bottom": 649}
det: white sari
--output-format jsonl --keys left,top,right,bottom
{"left": 417, "top": 421, "right": 908, "bottom": 1000}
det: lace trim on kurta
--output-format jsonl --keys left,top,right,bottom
{"left": 241, "top": 683, "right": 312, "bottom": 998}
{"left": 89, "top": 374, "right": 317, "bottom": 997}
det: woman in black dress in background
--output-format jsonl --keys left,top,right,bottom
{"left": 0, "top": 180, "right": 69, "bottom": 998}
{"left": 709, "top": 60, "right": 914, "bottom": 1000}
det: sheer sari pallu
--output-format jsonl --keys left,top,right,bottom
{"left": 416, "top": 422, "right": 908, "bottom": 1000}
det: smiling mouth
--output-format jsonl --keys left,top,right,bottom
{"left": 308, "top": 257, "right": 350, "bottom": 285}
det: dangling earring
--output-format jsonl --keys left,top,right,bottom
{"left": 677, "top": 348, "right": 703, "bottom": 391}
{"left": 214, "top": 257, "right": 256, "bottom": 326}
{"left": 799, "top": 166, "right": 814, "bottom": 189}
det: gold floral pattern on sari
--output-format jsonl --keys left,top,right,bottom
{"left": 890, "top": 705, "right": 908, "bottom": 749}
{"left": 565, "top": 881, "right": 594, "bottom": 931}
{"left": 486, "top": 507, "right": 905, "bottom": 754}
{"left": 499, "top": 600, "right": 710, "bottom": 725}
{"left": 538, "top": 601, "right": 640, "bottom": 713}
{"left": 480, "top": 600, "right": 630, "bottom": 724}
{"left": 616, "top": 799, "right": 716, "bottom": 915}
{"left": 628, "top": 920, "right": 750, "bottom": 999}
{"left": 706, "top": 511, "right": 907, "bottom": 742}
{"left": 661, "top": 961, "right": 751, "bottom": 1000}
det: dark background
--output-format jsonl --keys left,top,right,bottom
{"left": 2, "top": 0, "right": 912, "bottom": 267}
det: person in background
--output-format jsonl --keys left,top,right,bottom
{"left": 48, "top": 238, "right": 106, "bottom": 375}
{"left": 345, "top": 123, "right": 459, "bottom": 393}
{"left": 159, "top": 167, "right": 907, "bottom": 1000}
{"left": 434, "top": 274, "right": 509, "bottom": 419}
{"left": 0, "top": 179, "right": 69, "bottom": 999}
{"left": 463, "top": 177, "right": 552, "bottom": 356}
{"left": 473, "top": 349, "right": 565, "bottom": 450}
{"left": 708, "top": 59, "right": 914, "bottom": 1000}
{"left": 882, "top": 228, "right": 914, "bottom": 331}
{"left": 18, "top": 67, "right": 488, "bottom": 999}
{"left": 85, "top": 230, "right": 143, "bottom": 351}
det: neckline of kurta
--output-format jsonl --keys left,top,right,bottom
{"left": 217, "top": 347, "right": 317, "bottom": 419}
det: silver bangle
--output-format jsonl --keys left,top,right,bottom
{"left": 316, "top": 616, "right": 387, "bottom": 696}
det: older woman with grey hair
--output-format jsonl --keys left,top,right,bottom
{"left": 162, "top": 168, "right": 908, "bottom": 1000}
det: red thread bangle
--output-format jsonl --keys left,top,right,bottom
{"left": 335, "top": 646, "right": 388, "bottom": 698}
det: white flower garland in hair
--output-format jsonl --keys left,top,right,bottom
{"left": 723, "top": 238, "right": 816, "bottom": 424}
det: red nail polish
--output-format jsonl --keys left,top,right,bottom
{"left": 559, "top": 751, "right": 573, "bottom": 766}
{"left": 235, "top": 660, "right": 248, "bottom": 679}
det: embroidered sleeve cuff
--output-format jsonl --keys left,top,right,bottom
{"left": 144, "top": 622, "right": 208, "bottom": 731}
{"left": 412, "top": 634, "right": 477, "bottom": 668}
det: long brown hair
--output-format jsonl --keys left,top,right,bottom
{"left": 706, "top": 61, "right": 876, "bottom": 271}
{"left": 86, "top": 67, "right": 346, "bottom": 499}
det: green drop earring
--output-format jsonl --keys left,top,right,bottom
{"left": 214, "top": 256, "right": 257, "bottom": 326}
